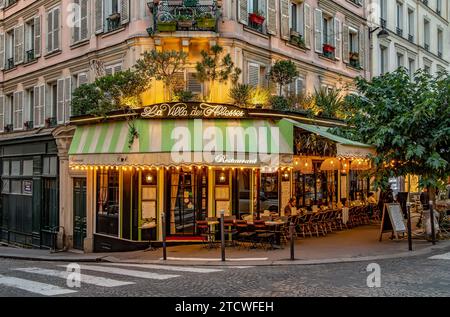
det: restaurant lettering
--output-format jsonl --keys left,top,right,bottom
{"left": 141, "top": 103, "right": 246, "bottom": 119}
{"left": 214, "top": 154, "right": 257, "bottom": 165}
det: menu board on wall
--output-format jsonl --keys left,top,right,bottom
{"left": 142, "top": 201, "right": 156, "bottom": 220}
{"left": 142, "top": 187, "right": 157, "bottom": 200}
{"left": 281, "top": 181, "right": 291, "bottom": 214}
{"left": 216, "top": 201, "right": 230, "bottom": 217}
{"left": 215, "top": 186, "right": 229, "bottom": 200}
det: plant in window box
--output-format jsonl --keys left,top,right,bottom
{"left": 156, "top": 18, "right": 177, "bottom": 32}
{"left": 195, "top": 12, "right": 216, "bottom": 30}
{"left": 24, "top": 121, "right": 34, "bottom": 130}
{"left": 322, "top": 43, "right": 335, "bottom": 58}
{"left": 290, "top": 31, "right": 305, "bottom": 49}
{"left": 248, "top": 10, "right": 265, "bottom": 25}
{"left": 176, "top": 14, "right": 194, "bottom": 28}
{"left": 4, "top": 124, "right": 13, "bottom": 133}
{"left": 108, "top": 12, "right": 121, "bottom": 21}
{"left": 45, "top": 117, "right": 57, "bottom": 128}
{"left": 349, "top": 52, "right": 359, "bottom": 61}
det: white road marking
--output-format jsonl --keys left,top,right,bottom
{"left": 162, "top": 257, "right": 269, "bottom": 262}
{"left": 103, "top": 263, "right": 223, "bottom": 273}
{"left": 429, "top": 252, "right": 450, "bottom": 260}
{"left": 14, "top": 267, "right": 135, "bottom": 288}
{"left": 0, "top": 274, "right": 77, "bottom": 296}
{"left": 59, "top": 264, "right": 179, "bottom": 280}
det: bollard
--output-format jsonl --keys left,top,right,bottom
{"left": 290, "top": 222, "right": 295, "bottom": 261}
{"left": 429, "top": 201, "right": 436, "bottom": 245}
{"left": 220, "top": 210, "right": 225, "bottom": 262}
{"left": 407, "top": 202, "right": 412, "bottom": 251}
{"left": 162, "top": 213, "right": 167, "bottom": 260}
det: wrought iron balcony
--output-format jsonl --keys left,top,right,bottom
{"left": 380, "top": 18, "right": 387, "bottom": 29}
{"left": 396, "top": 27, "right": 403, "bottom": 37}
{"left": 5, "top": 58, "right": 14, "bottom": 70}
{"left": 26, "top": 49, "right": 35, "bottom": 63}
{"left": 148, "top": 0, "right": 219, "bottom": 34}
{"left": 106, "top": 12, "right": 122, "bottom": 32}
{"left": 424, "top": 43, "right": 430, "bottom": 51}
{"left": 408, "top": 34, "right": 414, "bottom": 43}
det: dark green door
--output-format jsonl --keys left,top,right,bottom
{"left": 73, "top": 178, "right": 86, "bottom": 250}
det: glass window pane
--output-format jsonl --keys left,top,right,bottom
{"left": 11, "top": 180, "right": 22, "bottom": 194}
{"left": 23, "top": 160, "right": 33, "bottom": 176}
{"left": 3, "top": 161, "right": 10, "bottom": 176}
{"left": 50, "top": 157, "right": 58, "bottom": 175}
{"left": 43, "top": 157, "right": 50, "bottom": 175}
{"left": 2, "top": 179, "right": 10, "bottom": 193}
{"left": 11, "top": 161, "right": 21, "bottom": 176}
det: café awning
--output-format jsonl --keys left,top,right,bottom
{"left": 286, "top": 119, "right": 375, "bottom": 159}
{"left": 69, "top": 119, "right": 294, "bottom": 167}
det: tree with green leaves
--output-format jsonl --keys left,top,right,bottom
{"left": 336, "top": 68, "right": 450, "bottom": 196}
{"left": 269, "top": 60, "right": 299, "bottom": 96}
{"left": 134, "top": 50, "right": 187, "bottom": 101}
{"left": 195, "top": 44, "right": 241, "bottom": 102}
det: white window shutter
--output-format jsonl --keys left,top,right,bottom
{"left": 343, "top": 24, "right": 349, "bottom": 63}
{"left": 13, "top": 92, "right": 23, "bottom": 130}
{"left": 40, "top": 85, "right": 47, "bottom": 122}
{"left": 57, "top": 79, "right": 65, "bottom": 124}
{"left": 13, "top": 27, "right": 19, "bottom": 65}
{"left": 248, "top": 63, "right": 260, "bottom": 87}
{"left": 296, "top": 78, "right": 303, "bottom": 94}
{"left": 359, "top": 26, "right": 365, "bottom": 69}
{"left": 105, "top": 66, "right": 113, "bottom": 76}
{"left": 47, "top": 10, "right": 53, "bottom": 53}
{"left": 121, "top": 0, "right": 130, "bottom": 25}
{"left": 13, "top": 92, "right": 18, "bottom": 130}
{"left": 64, "top": 77, "right": 72, "bottom": 122}
{"left": 80, "top": 0, "right": 89, "bottom": 40}
{"left": 280, "top": 0, "right": 290, "bottom": 40}
{"left": 0, "top": 0, "right": 4, "bottom": 9}
{"left": 0, "top": 33, "right": 4, "bottom": 70}
{"left": 314, "top": 9, "right": 323, "bottom": 53}
{"left": 73, "top": 0, "right": 81, "bottom": 43}
{"left": 335, "top": 18, "right": 341, "bottom": 60}
{"left": 238, "top": 0, "right": 248, "bottom": 25}
{"left": 304, "top": 4, "right": 311, "bottom": 49}
{"left": 114, "top": 64, "right": 122, "bottom": 73}
{"left": 4, "top": 97, "right": 11, "bottom": 126}
{"left": 53, "top": 8, "right": 60, "bottom": 51}
{"left": 34, "top": 16, "right": 41, "bottom": 57}
{"left": 77, "top": 73, "right": 88, "bottom": 87}
{"left": 23, "top": 92, "right": 30, "bottom": 123}
{"left": 95, "top": 0, "right": 104, "bottom": 34}
{"left": 17, "top": 25, "right": 24, "bottom": 64}
{"left": 33, "top": 86, "right": 40, "bottom": 127}
{"left": 267, "top": 0, "right": 277, "bottom": 35}
{"left": 0, "top": 96, "right": 4, "bottom": 132}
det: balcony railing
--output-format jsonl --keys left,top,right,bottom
{"left": 438, "top": 51, "right": 443, "bottom": 59}
{"left": 396, "top": 27, "right": 403, "bottom": 37}
{"left": 106, "top": 12, "right": 122, "bottom": 32}
{"left": 408, "top": 34, "right": 414, "bottom": 43}
{"left": 148, "top": 0, "right": 219, "bottom": 33}
{"left": 5, "top": 58, "right": 14, "bottom": 70}
{"left": 424, "top": 43, "right": 430, "bottom": 51}
{"left": 26, "top": 49, "right": 35, "bottom": 63}
{"left": 380, "top": 18, "right": 387, "bottom": 28}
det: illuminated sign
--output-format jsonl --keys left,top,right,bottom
{"left": 214, "top": 154, "right": 257, "bottom": 165}
{"left": 141, "top": 103, "right": 247, "bottom": 119}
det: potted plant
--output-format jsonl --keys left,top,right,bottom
{"left": 4, "top": 124, "right": 13, "bottom": 133}
{"left": 290, "top": 31, "right": 305, "bottom": 48}
{"left": 349, "top": 52, "right": 359, "bottom": 61}
{"left": 177, "top": 14, "right": 194, "bottom": 28}
{"left": 108, "top": 12, "right": 121, "bottom": 21}
{"left": 24, "top": 121, "right": 34, "bottom": 130}
{"left": 157, "top": 19, "right": 177, "bottom": 32}
{"left": 323, "top": 43, "right": 335, "bottom": 53}
{"left": 196, "top": 13, "right": 216, "bottom": 30}
{"left": 45, "top": 117, "right": 57, "bottom": 128}
{"left": 248, "top": 10, "right": 265, "bottom": 25}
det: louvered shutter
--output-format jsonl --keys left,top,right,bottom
{"left": 248, "top": 63, "right": 260, "bottom": 87}
{"left": 33, "top": 86, "right": 40, "bottom": 127}
{"left": 304, "top": 4, "right": 311, "bottom": 49}
{"left": 359, "top": 25, "right": 365, "bottom": 69}
{"left": 13, "top": 92, "right": 23, "bottom": 130}
{"left": 187, "top": 72, "right": 202, "bottom": 94}
{"left": 121, "top": 0, "right": 130, "bottom": 25}
{"left": 41, "top": 85, "right": 49, "bottom": 121}
{"left": 95, "top": 0, "right": 104, "bottom": 34}
{"left": 314, "top": 9, "right": 323, "bottom": 53}
{"left": 77, "top": 73, "right": 88, "bottom": 87}
{"left": 4, "top": 97, "right": 11, "bottom": 126}
{"left": 0, "top": 33, "right": 4, "bottom": 70}
{"left": 267, "top": 0, "right": 277, "bottom": 35}
{"left": 105, "top": 66, "right": 113, "bottom": 76}
{"left": 34, "top": 16, "right": 41, "bottom": 57}
{"left": 0, "top": 96, "right": 4, "bottom": 132}
{"left": 53, "top": 8, "right": 60, "bottom": 51}
{"left": 13, "top": 92, "right": 18, "bottom": 129}
{"left": 296, "top": 78, "right": 303, "bottom": 94}
{"left": 13, "top": 27, "right": 19, "bottom": 65}
{"left": 47, "top": 10, "right": 53, "bottom": 52}
{"left": 280, "top": 0, "right": 290, "bottom": 40}
{"left": 17, "top": 25, "right": 24, "bottom": 64}
{"left": 80, "top": 0, "right": 89, "bottom": 40}
{"left": 0, "top": 0, "right": 4, "bottom": 9}
{"left": 114, "top": 64, "right": 122, "bottom": 73}
{"left": 64, "top": 77, "right": 72, "bottom": 122}
{"left": 23, "top": 91, "right": 30, "bottom": 123}
{"left": 238, "top": 0, "right": 248, "bottom": 25}
{"left": 57, "top": 79, "right": 65, "bottom": 123}
{"left": 335, "top": 18, "right": 341, "bottom": 60}
{"left": 73, "top": 0, "right": 80, "bottom": 43}
{"left": 343, "top": 24, "right": 349, "bottom": 63}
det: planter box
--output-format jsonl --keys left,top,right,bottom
{"left": 249, "top": 13, "right": 265, "bottom": 25}
{"left": 196, "top": 18, "right": 216, "bottom": 30}
{"left": 323, "top": 44, "right": 335, "bottom": 53}
{"left": 157, "top": 21, "right": 177, "bottom": 32}
{"left": 177, "top": 20, "right": 194, "bottom": 28}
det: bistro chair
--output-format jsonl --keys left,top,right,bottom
{"left": 253, "top": 220, "right": 275, "bottom": 250}
{"left": 295, "top": 214, "right": 310, "bottom": 238}
{"left": 196, "top": 220, "right": 216, "bottom": 249}
{"left": 235, "top": 220, "right": 256, "bottom": 250}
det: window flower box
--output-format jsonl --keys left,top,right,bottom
{"left": 4, "top": 124, "right": 13, "bottom": 133}
{"left": 248, "top": 12, "right": 265, "bottom": 25}
{"left": 323, "top": 43, "right": 335, "bottom": 53}
{"left": 45, "top": 117, "right": 57, "bottom": 128}
{"left": 156, "top": 21, "right": 177, "bottom": 32}
{"left": 290, "top": 30, "right": 305, "bottom": 48}
{"left": 349, "top": 52, "right": 359, "bottom": 61}
{"left": 196, "top": 14, "right": 216, "bottom": 30}
{"left": 24, "top": 121, "right": 34, "bottom": 130}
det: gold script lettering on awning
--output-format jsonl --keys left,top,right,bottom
{"left": 141, "top": 103, "right": 246, "bottom": 119}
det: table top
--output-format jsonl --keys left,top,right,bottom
{"left": 208, "top": 221, "right": 220, "bottom": 225}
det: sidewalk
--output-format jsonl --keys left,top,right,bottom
{"left": 1, "top": 225, "right": 449, "bottom": 266}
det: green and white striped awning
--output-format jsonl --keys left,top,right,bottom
{"left": 69, "top": 119, "right": 294, "bottom": 167}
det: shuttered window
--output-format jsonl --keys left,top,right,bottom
{"left": 247, "top": 63, "right": 260, "bottom": 87}
{"left": 187, "top": 72, "right": 202, "bottom": 94}
{"left": 47, "top": 7, "right": 60, "bottom": 53}
{"left": 13, "top": 91, "right": 23, "bottom": 131}
{"left": 77, "top": 73, "right": 89, "bottom": 87}
{"left": 57, "top": 78, "right": 73, "bottom": 124}
{"left": 14, "top": 25, "right": 24, "bottom": 65}
{"left": 73, "top": 0, "right": 89, "bottom": 43}
{"left": 33, "top": 85, "right": 45, "bottom": 128}
{"left": 0, "top": 96, "right": 4, "bottom": 133}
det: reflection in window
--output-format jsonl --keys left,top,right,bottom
{"left": 96, "top": 169, "right": 119, "bottom": 236}
{"left": 260, "top": 172, "right": 279, "bottom": 213}
{"left": 237, "top": 169, "right": 251, "bottom": 217}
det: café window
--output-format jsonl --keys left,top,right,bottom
{"left": 96, "top": 169, "right": 119, "bottom": 236}
{"left": 1, "top": 159, "right": 34, "bottom": 196}
{"left": 260, "top": 171, "right": 279, "bottom": 213}
{"left": 236, "top": 169, "right": 251, "bottom": 218}
{"left": 349, "top": 170, "right": 369, "bottom": 201}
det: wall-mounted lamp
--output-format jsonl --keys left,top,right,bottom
{"left": 369, "top": 26, "right": 389, "bottom": 40}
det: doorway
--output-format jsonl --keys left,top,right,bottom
{"left": 73, "top": 178, "right": 87, "bottom": 250}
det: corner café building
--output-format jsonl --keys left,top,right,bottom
{"left": 67, "top": 102, "right": 374, "bottom": 252}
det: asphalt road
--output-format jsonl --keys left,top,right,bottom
{"left": 0, "top": 247, "right": 449, "bottom": 298}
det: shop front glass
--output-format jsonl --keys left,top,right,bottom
{"left": 260, "top": 172, "right": 279, "bottom": 213}
{"left": 96, "top": 169, "right": 119, "bottom": 236}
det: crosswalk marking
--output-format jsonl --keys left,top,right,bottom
{"left": 103, "top": 263, "right": 223, "bottom": 273}
{"left": 429, "top": 252, "right": 450, "bottom": 260}
{"left": 0, "top": 274, "right": 77, "bottom": 296}
{"left": 59, "top": 264, "right": 180, "bottom": 280}
{"left": 13, "top": 267, "right": 135, "bottom": 288}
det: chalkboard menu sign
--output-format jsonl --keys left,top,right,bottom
{"left": 379, "top": 203, "right": 407, "bottom": 241}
